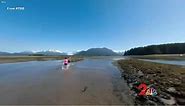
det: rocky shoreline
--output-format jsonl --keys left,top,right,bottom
{"left": 117, "top": 59, "right": 185, "bottom": 105}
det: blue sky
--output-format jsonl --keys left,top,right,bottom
{"left": 0, "top": 0, "right": 185, "bottom": 52}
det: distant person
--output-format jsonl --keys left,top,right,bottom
{"left": 62, "top": 57, "right": 70, "bottom": 70}
{"left": 63, "top": 57, "right": 69, "bottom": 65}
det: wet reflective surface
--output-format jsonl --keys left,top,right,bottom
{"left": 0, "top": 57, "right": 133, "bottom": 105}
{"left": 140, "top": 59, "right": 185, "bottom": 66}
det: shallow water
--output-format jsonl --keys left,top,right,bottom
{"left": 0, "top": 57, "right": 133, "bottom": 105}
{"left": 140, "top": 59, "right": 185, "bottom": 66}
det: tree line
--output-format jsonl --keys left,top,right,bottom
{"left": 124, "top": 43, "right": 185, "bottom": 55}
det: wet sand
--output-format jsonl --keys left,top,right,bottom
{"left": 0, "top": 58, "right": 133, "bottom": 105}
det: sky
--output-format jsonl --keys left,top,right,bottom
{"left": 0, "top": 0, "right": 185, "bottom": 53}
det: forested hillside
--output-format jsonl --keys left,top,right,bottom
{"left": 124, "top": 43, "right": 185, "bottom": 55}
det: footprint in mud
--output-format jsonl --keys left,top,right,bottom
{"left": 81, "top": 86, "right": 88, "bottom": 93}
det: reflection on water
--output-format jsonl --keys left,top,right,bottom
{"left": 62, "top": 64, "right": 70, "bottom": 70}
{"left": 111, "top": 56, "right": 127, "bottom": 61}
{"left": 140, "top": 59, "right": 185, "bottom": 66}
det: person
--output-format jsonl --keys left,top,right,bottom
{"left": 63, "top": 57, "right": 69, "bottom": 65}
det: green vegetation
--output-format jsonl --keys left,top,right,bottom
{"left": 70, "top": 56, "right": 84, "bottom": 62}
{"left": 0, "top": 56, "right": 83, "bottom": 64}
{"left": 118, "top": 59, "right": 185, "bottom": 95}
{"left": 124, "top": 43, "right": 185, "bottom": 55}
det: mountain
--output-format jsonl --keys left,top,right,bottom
{"left": 13, "top": 51, "right": 34, "bottom": 56}
{"left": 0, "top": 50, "right": 67, "bottom": 56}
{"left": 75, "top": 48, "right": 118, "bottom": 56}
{"left": 36, "top": 50, "right": 67, "bottom": 56}
{"left": 0, "top": 51, "right": 11, "bottom": 56}
{"left": 0, "top": 48, "right": 118, "bottom": 56}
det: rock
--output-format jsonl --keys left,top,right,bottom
{"left": 126, "top": 76, "right": 137, "bottom": 84}
{"left": 158, "top": 95, "right": 176, "bottom": 105}
{"left": 127, "top": 78, "right": 132, "bottom": 84}
{"left": 148, "top": 96, "right": 163, "bottom": 104}
{"left": 129, "top": 90, "right": 136, "bottom": 96}
{"left": 172, "top": 83, "right": 181, "bottom": 87}
{"left": 145, "top": 100, "right": 158, "bottom": 105}
{"left": 81, "top": 86, "right": 88, "bottom": 93}
{"left": 166, "top": 87, "right": 185, "bottom": 98}
{"left": 152, "top": 74, "right": 157, "bottom": 77}
{"left": 179, "top": 91, "right": 185, "bottom": 97}
{"left": 122, "top": 73, "right": 129, "bottom": 80}
{"left": 169, "top": 91, "right": 185, "bottom": 98}
{"left": 176, "top": 97, "right": 185, "bottom": 105}
{"left": 145, "top": 75, "right": 150, "bottom": 79}
{"left": 129, "top": 83, "right": 133, "bottom": 88}
{"left": 159, "top": 74, "right": 165, "bottom": 77}
{"left": 159, "top": 92, "right": 171, "bottom": 99}
{"left": 168, "top": 80, "right": 173, "bottom": 84}
{"left": 135, "top": 96, "right": 147, "bottom": 103}
{"left": 132, "top": 68, "right": 137, "bottom": 73}
{"left": 167, "top": 87, "right": 176, "bottom": 93}
{"left": 138, "top": 70, "right": 144, "bottom": 77}
{"left": 147, "top": 71, "right": 155, "bottom": 74}
{"left": 156, "top": 71, "right": 161, "bottom": 74}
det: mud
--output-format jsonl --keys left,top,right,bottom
{"left": 0, "top": 58, "right": 133, "bottom": 105}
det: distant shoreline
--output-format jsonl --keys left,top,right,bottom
{"left": 0, "top": 56, "right": 83, "bottom": 64}
{"left": 1, "top": 54, "right": 185, "bottom": 64}
{"left": 127, "top": 54, "right": 185, "bottom": 60}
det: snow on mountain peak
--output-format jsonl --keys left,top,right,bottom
{"left": 48, "top": 49, "right": 62, "bottom": 53}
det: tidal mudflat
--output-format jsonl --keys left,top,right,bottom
{"left": 0, "top": 57, "right": 133, "bottom": 105}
